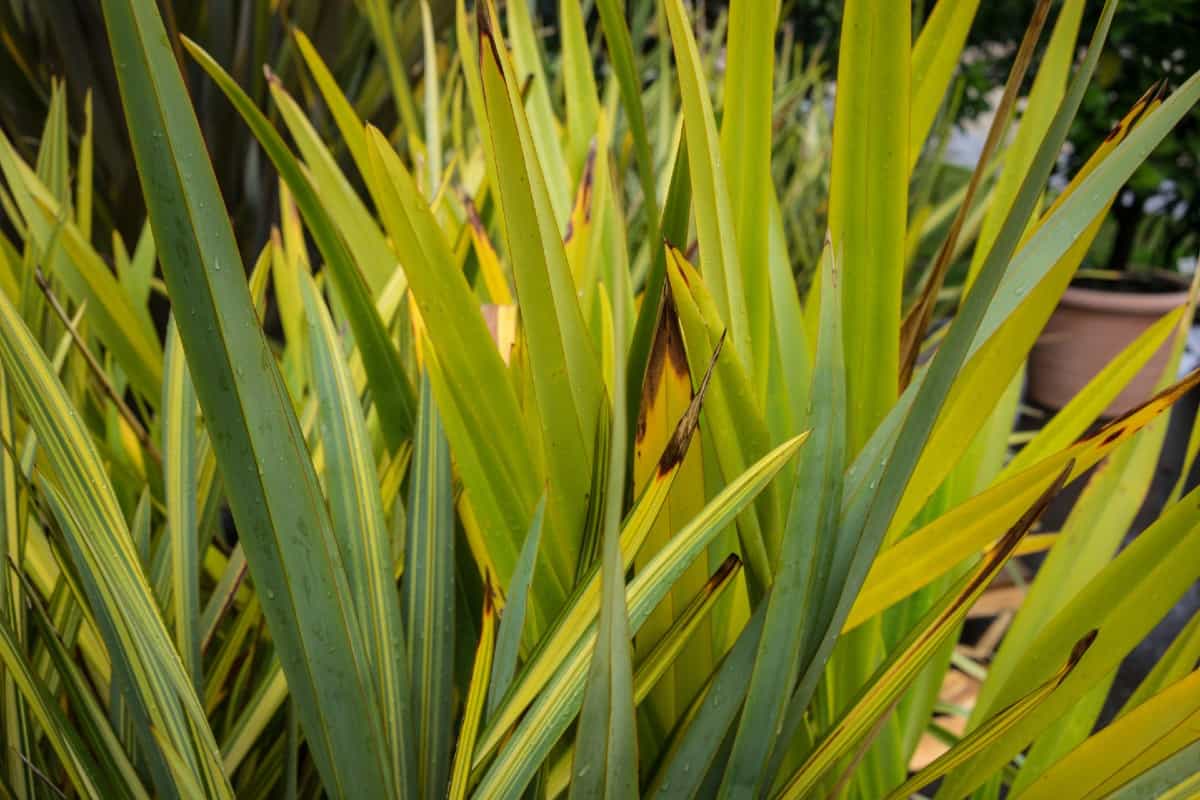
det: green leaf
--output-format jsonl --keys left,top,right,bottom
{"left": 593, "top": 0, "right": 660, "bottom": 251}
{"left": 881, "top": 632, "right": 1094, "bottom": 800}
{"left": 560, "top": 0, "right": 601, "bottom": 180}
{"left": 162, "top": 319, "right": 201, "bottom": 690}
{"left": 632, "top": 272, "right": 713, "bottom": 744}
{"left": 450, "top": 589, "right": 496, "bottom": 800}
{"left": 720, "top": 244, "right": 844, "bottom": 796}
{"left": 363, "top": 127, "right": 556, "bottom": 626}
{"left": 973, "top": 312, "right": 1187, "bottom": 791}
{"left": 404, "top": 373, "right": 456, "bottom": 799}
{"left": 478, "top": 6, "right": 606, "bottom": 578}
{"left": 475, "top": 341, "right": 722, "bottom": 768}
{"left": 547, "top": 554, "right": 745, "bottom": 799}
{"left": 632, "top": 554, "right": 744, "bottom": 710}
{"left": 359, "top": 0, "right": 420, "bottom": 137}
{"left": 1019, "top": 662, "right": 1200, "bottom": 800}
{"left": 76, "top": 90, "right": 93, "bottom": 239}
{"left": 720, "top": 0, "right": 778, "bottom": 392}
{"left": 775, "top": 468, "right": 1065, "bottom": 799}
{"left": 291, "top": 29, "right": 372, "bottom": 182}
{"left": 487, "top": 495, "right": 547, "bottom": 720}
{"left": 503, "top": 0, "right": 572, "bottom": 223}
{"left": 766, "top": 194, "right": 811, "bottom": 439}
{"left": 647, "top": 600, "right": 767, "bottom": 798}
{"left": 0, "top": 272, "right": 228, "bottom": 799}
{"left": 770, "top": 5, "right": 1122, "bottom": 776}
{"left": 0, "top": 367, "right": 33, "bottom": 799}
{"left": 910, "top": 0, "right": 982, "bottom": 169}
{"left": 302, "top": 274, "right": 416, "bottom": 796}
{"left": 663, "top": 0, "right": 752, "bottom": 366}
{"left": 938, "top": 484, "right": 1200, "bottom": 797}
{"left": 182, "top": 36, "right": 415, "bottom": 451}
{"left": 1105, "top": 740, "right": 1200, "bottom": 800}
{"left": 269, "top": 78, "right": 400, "bottom": 299}
{"left": 20, "top": 571, "right": 150, "bottom": 800}
{"left": 0, "top": 614, "right": 110, "bottom": 798}
{"left": 897, "top": 83, "right": 1162, "bottom": 533}
{"left": 965, "top": 0, "right": 1084, "bottom": 288}
{"left": 99, "top": 0, "right": 400, "bottom": 793}
{"left": 421, "top": 0, "right": 443, "bottom": 195}
{"left": 1117, "top": 609, "right": 1200, "bottom": 719}
{"left": 665, "top": 248, "right": 779, "bottom": 589}
{"left": 571, "top": 206, "right": 636, "bottom": 799}
{"left": 0, "top": 132, "right": 163, "bottom": 404}
{"left": 627, "top": 138, "right": 690, "bottom": 453}
{"left": 853, "top": 368, "right": 1200, "bottom": 629}
{"left": 472, "top": 434, "right": 806, "bottom": 797}
{"left": 826, "top": 0, "right": 909, "bottom": 453}
{"left": 199, "top": 544, "right": 246, "bottom": 653}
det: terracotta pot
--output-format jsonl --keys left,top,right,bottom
{"left": 1028, "top": 276, "right": 1190, "bottom": 418}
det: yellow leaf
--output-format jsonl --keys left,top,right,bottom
{"left": 633, "top": 282, "right": 713, "bottom": 746}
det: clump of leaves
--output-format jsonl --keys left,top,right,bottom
{"left": 0, "top": 0, "right": 1197, "bottom": 798}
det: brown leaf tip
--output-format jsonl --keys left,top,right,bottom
{"left": 263, "top": 64, "right": 281, "bottom": 87}
{"left": 1104, "top": 79, "right": 1163, "bottom": 142}
{"left": 476, "top": 2, "right": 502, "bottom": 65}
{"left": 1091, "top": 367, "right": 1200, "bottom": 443}
{"left": 708, "top": 553, "right": 743, "bottom": 588}
{"left": 1068, "top": 629, "right": 1098, "bottom": 668}
{"left": 656, "top": 331, "right": 724, "bottom": 477}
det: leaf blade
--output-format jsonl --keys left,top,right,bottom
{"left": 99, "top": 0, "right": 400, "bottom": 793}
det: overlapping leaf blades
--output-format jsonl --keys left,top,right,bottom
{"left": 0, "top": 0, "right": 1194, "bottom": 798}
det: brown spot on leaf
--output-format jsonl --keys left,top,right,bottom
{"left": 656, "top": 330, "right": 724, "bottom": 477}
{"left": 972, "top": 461, "right": 1074, "bottom": 597}
{"left": 565, "top": 143, "right": 597, "bottom": 245}
{"left": 462, "top": 191, "right": 486, "bottom": 236}
{"left": 636, "top": 281, "right": 690, "bottom": 446}
{"left": 581, "top": 140, "right": 597, "bottom": 224}
{"left": 1067, "top": 629, "right": 1098, "bottom": 669}
{"left": 481, "top": 570, "right": 497, "bottom": 614}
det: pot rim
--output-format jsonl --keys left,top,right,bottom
{"left": 1060, "top": 283, "right": 1191, "bottom": 315}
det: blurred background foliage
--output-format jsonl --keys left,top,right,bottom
{"left": 768, "top": 0, "right": 1200, "bottom": 274}
{"left": 1, "top": 0, "right": 1196, "bottom": 302}
{"left": 0, "top": 0, "right": 450, "bottom": 260}
{"left": 964, "top": 0, "right": 1200, "bottom": 273}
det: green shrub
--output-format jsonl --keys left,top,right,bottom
{"left": 0, "top": 0, "right": 1196, "bottom": 797}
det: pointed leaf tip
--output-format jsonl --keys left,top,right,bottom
{"left": 476, "top": 0, "right": 501, "bottom": 63}
{"left": 657, "top": 330, "right": 724, "bottom": 476}
{"left": 1067, "top": 629, "right": 1098, "bottom": 671}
